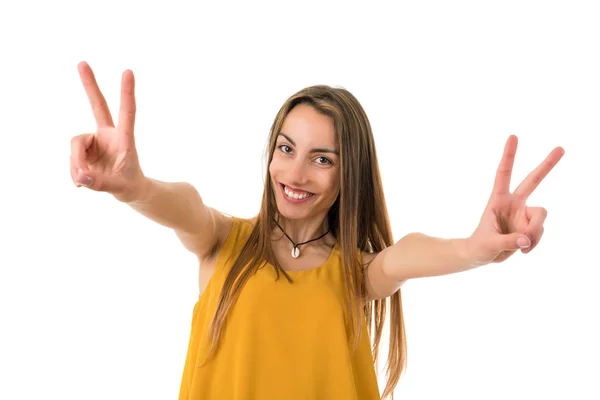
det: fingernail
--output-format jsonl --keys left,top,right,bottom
{"left": 77, "top": 175, "right": 93, "bottom": 187}
{"left": 517, "top": 237, "right": 531, "bottom": 248}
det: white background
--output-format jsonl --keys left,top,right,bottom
{"left": 1, "top": 0, "right": 598, "bottom": 399}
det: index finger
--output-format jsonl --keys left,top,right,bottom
{"left": 77, "top": 61, "right": 115, "bottom": 128}
{"left": 513, "top": 146, "right": 565, "bottom": 200}
{"left": 492, "top": 135, "right": 518, "bottom": 195}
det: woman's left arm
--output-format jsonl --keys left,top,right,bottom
{"left": 365, "top": 135, "right": 564, "bottom": 300}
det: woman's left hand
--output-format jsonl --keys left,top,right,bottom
{"left": 467, "top": 135, "right": 565, "bottom": 265}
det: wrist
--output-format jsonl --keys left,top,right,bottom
{"left": 462, "top": 236, "right": 487, "bottom": 269}
{"left": 115, "top": 176, "right": 153, "bottom": 204}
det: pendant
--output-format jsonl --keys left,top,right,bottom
{"left": 291, "top": 246, "right": 300, "bottom": 259}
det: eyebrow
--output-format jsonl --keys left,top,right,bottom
{"left": 278, "top": 133, "right": 340, "bottom": 156}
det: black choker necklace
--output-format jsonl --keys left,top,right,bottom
{"left": 273, "top": 219, "right": 331, "bottom": 259}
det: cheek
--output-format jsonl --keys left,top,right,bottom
{"left": 269, "top": 160, "right": 286, "bottom": 187}
{"left": 269, "top": 155, "right": 291, "bottom": 179}
{"left": 326, "top": 173, "right": 340, "bottom": 195}
{"left": 268, "top": 158, "right": 279, "bottom": 177}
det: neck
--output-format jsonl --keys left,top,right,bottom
{"left": 273, "top": 213, "right": 331, "bottom": 245}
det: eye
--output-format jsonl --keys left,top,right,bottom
{"left": 316, "top": 156, "right": 332, "bottom": 165}
{"left": 278, "top": 144, "right": 292, "bottom": 154}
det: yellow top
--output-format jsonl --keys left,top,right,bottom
{"left": 178, "top": 216, "right": 381, "bottom": 399}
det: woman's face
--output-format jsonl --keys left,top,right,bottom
{"left": 269, "top": 104, "right": 340, "bottom": 221}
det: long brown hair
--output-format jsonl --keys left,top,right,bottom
{"left": 206, "top": 85, "right": 407, "bottom": 399}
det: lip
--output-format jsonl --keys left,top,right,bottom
{"left": 279, "top": 183, "right": 315, "bottom": 203}
{"left": 281, "top": 183, "right": 313, "bottom": 195}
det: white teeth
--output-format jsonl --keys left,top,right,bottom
{"left": 284, "top": 185, "right": 312, "bottom": 200}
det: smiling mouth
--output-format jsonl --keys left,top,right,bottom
{"left": 279, "top": 183, "right": 315, "bottom": 200}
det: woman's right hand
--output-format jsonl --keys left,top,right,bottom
{"left": 70, "top": 61, "right": 147, "bottom": 203}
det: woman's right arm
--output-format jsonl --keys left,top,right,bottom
{"left": 71, "top": 62, "right": 227, "bottom": 260}
{"left": 126, "top": 177, "right": 228, "bottom": 259}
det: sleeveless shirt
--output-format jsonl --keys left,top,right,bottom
{"left": 178, "top": 216, "right": 381, "bottom": 399}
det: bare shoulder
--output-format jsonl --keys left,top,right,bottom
{"left": 361, "top": 248, "right": 405, "bottom": 301}
{"left": 196, "top": 213, "right": 259, "bottom": 295}
{"left": 197, "top": 211, "right": 235, "bottom": 295}
{"left": 200, "top": 210, "right": 235, "bottom": 261}
{"left": 203, "top": 213, "right": 258, "bottom": 262}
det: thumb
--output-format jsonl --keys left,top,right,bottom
{"left": 75, "top": 168, "right": 96, "bottom": 188}
{"left": 500, "top": 233, "right": 531, "bottom": 251}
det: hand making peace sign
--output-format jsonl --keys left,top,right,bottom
{"left": 467, "top": 135, "right": 565, "bottom": 265}
{"left": 69, "top": 62, "right": 146, "bottom": 203}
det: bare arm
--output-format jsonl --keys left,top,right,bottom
{"left": 72, "top": 63, "right": 227, "bottom": 260}
{"left": 364, "top": 136, "right": 564, "bottom": 300}
{"left": 378, "top": 233, "right": 473, "bottom": 281}
{"left": 364, "top": 234, "right": 472, "bottom": 300}
{"left": 124, "top": 177, "right": 224, "bottom": 258}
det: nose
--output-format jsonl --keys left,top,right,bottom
{"left": 287, "top": 158, "right": 309, "bottom": 187}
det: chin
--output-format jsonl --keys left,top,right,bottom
{"left": 274, "top": 200, "right": 308, "bottom": 219}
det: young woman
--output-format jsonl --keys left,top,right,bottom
{"left": 70, "top": 62, "right": 564, "bottom": 399}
